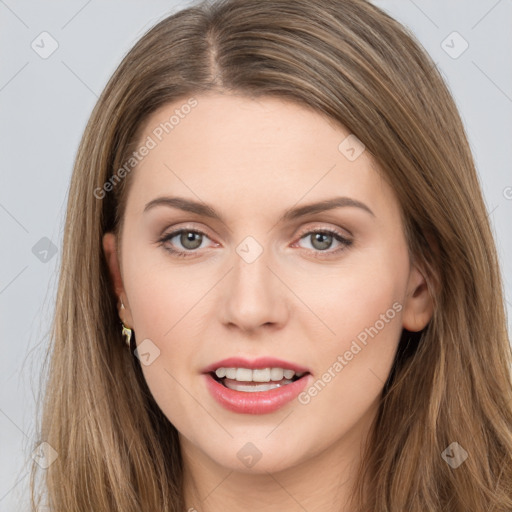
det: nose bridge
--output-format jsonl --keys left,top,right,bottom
{"left": 221, "top": 236, "right": 288, "bottom": 331}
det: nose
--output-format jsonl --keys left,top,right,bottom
{"left": 219, "top": 247, "right": 290, "bottom": 334}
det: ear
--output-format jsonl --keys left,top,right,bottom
{"left": 402, "top": 263, "right": 434, "bottom": 332}
{"left": 102, "top": 232, "right": 133, "bottom": 328}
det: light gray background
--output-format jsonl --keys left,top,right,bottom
{"left": 1, "top": 1, "right": 511, "bottom": 510}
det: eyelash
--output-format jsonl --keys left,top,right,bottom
{"left": 157, "top": 226, "right": 353, "bottom": 259}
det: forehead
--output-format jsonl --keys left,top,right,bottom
{"left": 125, "top": 93, "right": 396, "bottom": 222}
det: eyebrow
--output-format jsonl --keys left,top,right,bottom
{"left": 143, "top": 195, "right": 375, "bottom": 222}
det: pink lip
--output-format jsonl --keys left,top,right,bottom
{"left": 204, "top": 372, "right": 312, "bottom": 415}
{"left": 201, "top": 356, "right": 311, "bottom": 374}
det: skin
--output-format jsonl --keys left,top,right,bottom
{"left": 103, "top": 92, "right": 433, "bottom": 511}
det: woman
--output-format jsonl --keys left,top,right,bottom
{"left": 31, "top": 0, "right": 512, "bottom": 510}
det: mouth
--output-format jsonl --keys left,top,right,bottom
{"left": 202, "top": 357, "right": 312, "bottom": 413}
{"left": 209, "top": 367, "right": 309, "bottom": 393}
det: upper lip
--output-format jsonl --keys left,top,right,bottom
{"left": 202, "top": 357, "right": 311, "bottom": 374}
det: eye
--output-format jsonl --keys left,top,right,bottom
{"left": 158, "top": 228, "right": 214, "bottom": 258}
{"left": 293, "top": 228, "right": 353, "bottom": 258}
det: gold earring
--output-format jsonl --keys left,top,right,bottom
{"left": 120, "top": 299, "right": 133, "bottom": 348}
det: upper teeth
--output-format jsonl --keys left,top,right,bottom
{"left": 215, "top": 367, "right": 304, "bottom": 382}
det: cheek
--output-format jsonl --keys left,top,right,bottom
{"left": 120, "top": 245, "right": 219, "bottom": 407}
{"left": 122, "top": 258, "right": 209, "bottom": 429}
{"left": 309, "top": 273, "right": 403, "bottom": 399}
{"left": 293, "top": 279, "right": 404, "bottom": 454}
{"left": 122, "top": 243, "right": 213, "bottom": 338}
{"left": 294, "top": 239, "right": 408, "bottom": 408}
{"left": 300, "top": 239, "right": 408, "bottom": 351}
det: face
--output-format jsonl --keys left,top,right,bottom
{"left": 103, "top": 92, "right": 432, "bottom": 477}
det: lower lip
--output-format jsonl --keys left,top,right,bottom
{"left": 204, "top": 373, "right": 311, "bottom": 414}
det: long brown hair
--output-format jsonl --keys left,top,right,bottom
{"left": 31, "top": 0, "right": 512, "bottom": 510}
